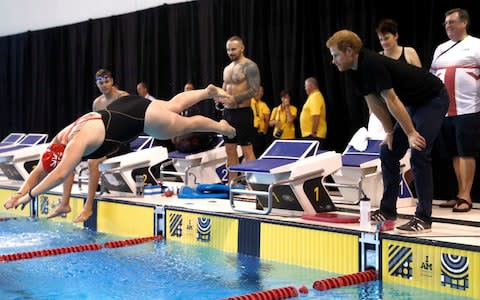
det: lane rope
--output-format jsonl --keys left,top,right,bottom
{"left": 0, "top": 216, "right": 18, "bottom": 222}
{"left": 0, "top": 243, "right": 102, "bottom": 262}
{"left": 0, "top": 235, "right": 163, "bottom": 262}
{"left": 313, "top": 269, "right": 377, "bottom": 291}
{"left": 104, "top": 236, "right": 162, "bottom": 248}
{"left": 222, "top": 286, "right": 299, "bottom": 300}
{"left": 224, "top": 269, "right": 377, "bottom": 298}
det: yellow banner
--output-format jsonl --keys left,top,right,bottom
{"left": 166, "top": 210, "right": 238, "bottom": 253}
{"left": 383, "top": 239, "right": 479, "bottom": 298}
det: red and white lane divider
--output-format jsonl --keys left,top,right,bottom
{"left": 0, "top": 235, "right": 163, "bottom": 262}
{"left": 223, "top": 269, "right": 377, "bottom": 299}
{"left": 104, "top": 236, "right": 163, "bottom": 248}
{"left": 313, "top": 269, "right": 377, "bottom": 291}
{"left": 222, "top": 285, "right": 302, "bottom": 300}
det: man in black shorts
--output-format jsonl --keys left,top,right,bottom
{"left": 326, "top": 30, "right": 449, "bottom": 234}
{"left": 221, "top": 36, "right": 261, "bottom": 181}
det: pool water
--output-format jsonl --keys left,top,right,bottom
{"left": 0, "top": 215, "right": 464, "bottom": 300}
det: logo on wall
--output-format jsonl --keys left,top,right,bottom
{"left": 196, "top": 217, "right": 211, "bottom": 242}
{"left": 40, "top": 196, "right": 64, "bottom": 217}
{"left": 441, "top": 254, "right": 469, "bottom": 290}
{"left": 420, "top": 255, "right": 433, "bottom": 278}
{"left": 169, "top": 213, "right": 183, "bottom": 237}
{"left": 40, "top": 196, "right": 49, "bottom": 215}
{"left": 388, "top": 244, "right": 413, "bottom": 279}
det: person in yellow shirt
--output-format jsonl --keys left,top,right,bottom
{"left": 300, "top": 77, "right": 327, "bottom": 149}
{"left": 269, "top": 89, "right": 297, "bottom": 139}
{"left": 251, "top": 86, "right": 271, "bottom": 157}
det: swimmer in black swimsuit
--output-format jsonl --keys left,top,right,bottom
{"left": 4, "top": 84, "right": 235, "bottom": 210}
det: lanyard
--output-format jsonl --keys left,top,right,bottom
{"left": 433, "top": 39, "right": 462, "bottom": 64}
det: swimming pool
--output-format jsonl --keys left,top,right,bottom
{"left": 0, "top": 214, "right": 464, "bottom": 299}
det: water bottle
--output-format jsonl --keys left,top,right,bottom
{"left": 359, "top": 196, "right": 371, "bottom": 228}
{"left": 135, "top": 175, "right": 145, "bottom": 197}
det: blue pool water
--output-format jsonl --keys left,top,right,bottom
{"left": 0, "top": 215, "right": 465, "bottom": 300}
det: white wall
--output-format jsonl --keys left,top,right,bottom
{"left": 0, "top": 0, "right": 188, "bottom": 37}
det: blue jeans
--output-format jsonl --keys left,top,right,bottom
{"left": 379, "top": 89, "right": 449, "bottom": 223}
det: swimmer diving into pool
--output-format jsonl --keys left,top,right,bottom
{"left": 4, "top": 84, "right": 235, "bottom": 210}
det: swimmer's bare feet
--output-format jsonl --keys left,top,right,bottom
{"left": 206, "top": 84, "right": 226, "bottom": 97}
{"left": 206, "top": 84, "right": 236, "bottom": 108}
{"left": 73, "top": 209, "right": 92, "bottom": 223}
{"left": 46, "top": 205, "right": 71, "bottom": 219}
{"left": 219, "top": 120, "right": 236, "bottom": 139}
{"left": 207, "top": 84, "right": 232, "bottom": 104}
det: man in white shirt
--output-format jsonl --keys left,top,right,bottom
{"left": 431, "top": 8, "right": 480, "bottom": 212}
{"left": 137, "top": 82, "right": 156, "bottom": 100}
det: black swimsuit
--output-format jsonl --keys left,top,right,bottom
{"left": 83, "top": 95, "right": 152, "bottom": 159}
{"left": 380, "top": 47, "right": 407, "bottom": 63}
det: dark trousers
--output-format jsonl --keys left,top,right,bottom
{"left": 253, "top": 132, "right": 268, "bottom": 158}
{"left": 380, "top": 89, "right": 449, "bottom": 223}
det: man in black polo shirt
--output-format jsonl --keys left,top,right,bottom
{"left": 326, "top": 30, "right": 449, "bottom": 234}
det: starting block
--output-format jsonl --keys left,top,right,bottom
{"left": 160, "top": 136, "right": 241, "bottom": 187}
{"left": 327, "top": 128, "right": 413, "bottom": 207}
{"left": 0, "top": 133, "right": 26, "bottom": 147}
{"left": 0, "top": 143, "right": 49, "bottom": 181}
{"left": 99, "top": 146, "right": 169, "bottom": 196}
{"left": 0, "top": 133, "right": 48, "bottom": 151}
{"left": 0, "top": 133, "right": 48, "bottom": 154}
{"left": 229, "top": 140, "right": 342, "bottom": 215}
{"left": 75, "top": 135, "right": 155, "bottom": 190}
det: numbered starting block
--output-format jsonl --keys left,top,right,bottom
{"left": 228, "top": 140, "right": 342, "bottom": 215}
{"left": 159, "top": 136, "right": 241, "bottom": 187}
{"left": 327, "top": 129, "right": 413, "bottom": 207}
{"left": 99, "top": 146, "right": 169, "bottom": 196}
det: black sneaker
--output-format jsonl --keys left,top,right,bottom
{"left": 370, "top": 210, "right": 396, "bottom": 224}
{"left": 395, "top": 217, "right": 431, "bottom": 234}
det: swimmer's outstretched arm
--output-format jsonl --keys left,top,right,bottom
{"left": 4, "top": 139, "right": 87, "bottom": 209}
{"left": 4, "top": 133, "right": 67, "bottom": 208}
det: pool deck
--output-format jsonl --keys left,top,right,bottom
{"left": 2, "top": 177, "right": 480, "bottom": 247}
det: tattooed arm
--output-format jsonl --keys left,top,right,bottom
{"left": 232, "top": 61, "right": 261, "bottom": 104}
